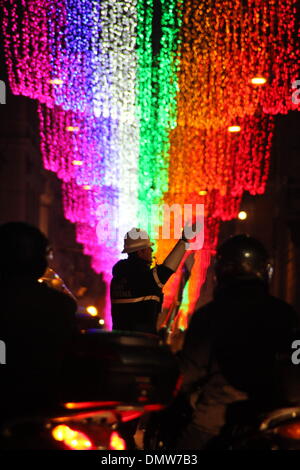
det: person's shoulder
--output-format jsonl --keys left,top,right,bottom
{"left": 127, "top": 257, "right": 151, "bottom": 274}
{"left": 112, "top": 259, "right": 126, "bottom": 274}
{"left": 112, "top": 258, "right": 141, "bottom": 276}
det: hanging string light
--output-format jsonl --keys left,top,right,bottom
{"left": 3, "top": 0, "right": 300, "bottom": 330}
{"left": 48, "top": 0, "right": 95, "bottom": 114}
{"left": 38, "top": 103, "right": 109, "bottom": 185}
{"left": 38, "top": 103, "right": 137, "bottom": 252}
{"left": 136, "top": 0, "right": 182, "bottom": 232}
{"left": 168, "top": 113, "right": 274, "bottom": 199}
{"left": 62, "top": 180, "right": 117, "bottom": 229}
{"left": 75, "top": 221, "right": 118, "bottom": 329}
{"left": 176, "top": 0, "right": 300, "bottom": 131}
{"left": 89, "top": 0, "right": 140, "bottom": 237}
{"left": 2, "top": 0, "right": 57, "bottom": 106}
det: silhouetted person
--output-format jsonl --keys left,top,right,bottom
{"left": 111, "top": 226, "right": 198, "bottom": 335}
{"left": 176, "top": 234, "right": 299, "bottom": 449}
{"left": 0, "top": 222, "right": 77, "bottom": 422}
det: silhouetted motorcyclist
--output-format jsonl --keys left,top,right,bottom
{"left": 0, "top": 222, "right": 77, "bottom": 421}
{"left": 176, "top": 234, "right": 299, "bottom": 449}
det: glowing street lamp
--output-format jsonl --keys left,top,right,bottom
{"left": 65, "top": 126, "right": 79, "bottom": 132}
{"left": 48, "top": 78, "right": 64, "bottom": 85}
{"left": 251, "top": 77, "right": 267, "bottom": 85}
{"left": 228, "top": 125, "right": 241, "bottom": 133}
{"left": 238, "top": 211, "right": 247, "bottom": 220}
{"left": 86, "top": 305, "right": 98, "bottom": 316}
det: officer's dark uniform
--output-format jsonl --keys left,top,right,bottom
{"left": 111, "top": 256, "right": 173, "bottom": 334}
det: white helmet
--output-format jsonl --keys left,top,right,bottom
{"left": 122, "top": 228, "right": 154, "bottom": 254}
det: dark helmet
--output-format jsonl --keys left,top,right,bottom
{"left": 215, "top": 234, "right": 272, "bottom": 286}
{"left": 0, "top": 222, "right": 49, "bottom": 280}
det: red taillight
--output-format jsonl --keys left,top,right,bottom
{"left": 64, "top": 401, "right": 121, "bottom": 410}
{"left": 52, "top": 424, "right": 95, "bottom": 450}
{"left": 277, "top": 422, "right": 300, "bottom": 440}
{"left": 109, "top": 431, "right": 126, "bottom": 450}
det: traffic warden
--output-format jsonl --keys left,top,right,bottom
{"left": 111, "top": 226, "right": 194, "bottom": 334}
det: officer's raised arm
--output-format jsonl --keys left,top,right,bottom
{"left": 160, "top": 221, "right": 201, "bottom": 273}
{"left": 111, "top": 224, "right": 201, "bottom": 334}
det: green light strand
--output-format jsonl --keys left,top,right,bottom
{"left": 136, "top": 0, "right": 182, "bottom": 238}
{"left": 136, "top": 0, "right": 155, "bottom": 232}
{"left": 178, "top": 278, "right": 190, "bottom": 331}
{"left": 153, "top": 0, "right": 182, "bottom": 198}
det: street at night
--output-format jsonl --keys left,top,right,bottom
{"left": 0, "top": 0, "right": 300, "bottom": 457}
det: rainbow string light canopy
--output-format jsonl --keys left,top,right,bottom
{"left": 2, "top": 0, "right": 300, "bottom": 328}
